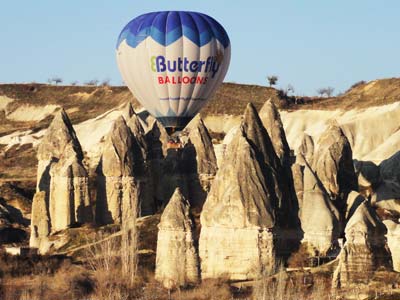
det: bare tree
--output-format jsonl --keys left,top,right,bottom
{"left": 48, "top": 76, "right": 63, "bottom": 85}
{"left": 317, "top": 87, "right": 335, "bottom": 97}
{"left": 101, "top": 78, "right": 111, "bottom": 87}
{"left": 325, "top": 87, "right": 334, "bottom": 97}
{"left": 267, "top": 75, "right": 278, "bottom": 87}
{"left": 85, "top": 79, "right": 99, "bottom": 86}
{"left": 286, "top": 84, "right": 295, "bottom": 95}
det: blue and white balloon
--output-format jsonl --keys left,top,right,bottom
{"left": 116, "top": 11, "right": 231, "bottom": 131}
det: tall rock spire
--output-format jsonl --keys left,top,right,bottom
{"left": 199, "top": 105, "right": 279, "bottom": 280}
{"left": 155, "top": 188, "right": 199, "bottom": 288}
{"left": 31, "top": 109, "right": 91, "bottom": 252}
{"left": 96, "top": 116, "right": 139, "bottom": 224}
{"left": 259, "top": 99, "right": 291, "bottom": 166}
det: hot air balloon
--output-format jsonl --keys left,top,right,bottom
{"left": 116, "top": 11, "right": 231, "bottom": 134}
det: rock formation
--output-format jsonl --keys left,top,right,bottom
{"left": 312, "top": 122, "right": 358, "bottom": 212}
{"left": 300, "top": 162, "right": 340, "bottom": 254}
{"left": 383, "top": 219, "right": 400, "bottom": 272}
{"left": 49, "top": 156, "right": 91, "bottom": 231}
{"left": 297, "top": 134, "right": 314, "bottom": 165}
{"left": 30, "top": 109, "right": 91, "bottom": 249}
{"left": 29, "top": 191, "right": 50, "bottom": 252}
{"left": 145, "top": 119, "right": 169, "bottom": 159}
{"left": 36, "top": 108, "right": 84, "bottom": 193}
{"left": 199, "top": 105, "right": 279, "bottom": 280}
{"left": 291, "top": 162, "right": 304, "bottom": 210}
{"left": 242, "top": 103, "right": 297, "bottom": 227}
{"left": 127, "top": 112, "right": 148, "bottom": 162}
{"left": 181, "top": 115, "right": 218, "bottom": 207}
{"left": 345, "top": 191, "right": 365, "bottom": 221}
{"left": 259, "top": 99, "right": 291, "bottom": 166}
{"left": 121, "top": 101, "right": 135, "bottom": 121}
{"left": 96, "top": 116, "right": 141, "bottom": 224}
{"left": 155, "top": 188, "right": 199, "bottom": 288}
{"left": 333, "top": 201, "right": 391, "bottom": 288}
{"left": 183, "top": 115, "right": 217, "bottom": 176}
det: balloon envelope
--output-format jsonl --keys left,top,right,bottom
{"left": 116, "top": 11, "right": 231, "bottom": 131}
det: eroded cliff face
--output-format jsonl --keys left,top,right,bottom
{"left": 155, "top": 188, "right": 199, "bottom": 289}
{"left": 333, "top": 202, "right": 391, "bottom": 288}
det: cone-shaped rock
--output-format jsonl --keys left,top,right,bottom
{"left": 297, "top": 134, "right": 314, "bottom": 165}
{"left": 199, "top": 126, "right": 276, "bottom": 280}
{"left": 259, "top": 99, "right": 291, "bottom": 166}
{"left": 29, "top": 191, "right": 50, "bottom": 252}
{"left": 127, "top": 113, "right": 148, "bottom": 161}
{"left": 312, "top": 123, "right": 358, "bottom": 211}
{"left": 145, "top": 119, "right": 169, "bottom": 159}
{"left": 242, "top": 103, "right": 281, "bottom": 170}
{"left": 121, "top": 101, "right": 135, "bottom": 121}
{"left": 300, "top": 162, "right": 340, "bottom": 254}
{"left": 181, "top": 115, "right": 218, "bottom": 207}
{"left": 383, "top": 220, "right": 400, "bottom": 272}
{"left": 242, "top": 103, "right": 297, "bottom": 228}
{"left": 333, "top": 201, "right": 391, "bottom": 288}
{"left": 155, "top": 188, "right": 199, "bottom": 288}
{"left": 96, "top": 116, "right": 140, "bottom": 224}
{"left": 32, "top": 108, "right": 91, "bottom": 241}
{"left": 37, "top": 108, "right": 83, "bottom": 162}
{"left": 37, "top": 108, "right": 83, "bottom": 192}
{"left": 101, "top": 116, "right": 135, "bottom": 177}
{"left": 184, "top": 115, "right": 217, "bottom": 176}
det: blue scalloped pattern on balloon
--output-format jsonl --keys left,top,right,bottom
{"left": 116, "top": 11, "right": 230, "bottom": 49}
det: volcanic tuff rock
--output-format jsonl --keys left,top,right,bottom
{"left": 96, "top": 116, "right": 141, "bottom": 224}
{"left": 242, "top": 103, "right": 297, "bottom": 227}
{"left": 184, "top": 115, "right": 217, "bottom": 176}
{"left": 180, "top": 115, "right": 218, "bottom": 207}
{"left": 155, "top": 188, "right": 199, "bottom": 289}
{"left": 31, "top": 109, "right": 91, "bottom": 245}
{"left": 333, "top": 201, "right": 391, "bottom": 288}
{"left": 300, "top": 162, "right": 340, "bottom": 254}
{"left": 259, "top": 99, "right": 291, "bottom": 166}
{"left": 291, "top": 162, "right": 304, "bottom": 210}
{"left": 200, "top": 106, "right": 278, "bottom": 280}
{"left": 37, "top": 109, "right": 83, "bottom": 190}
{"left": 383, "top": 220, "right": 400, "bottom": 272}
{"left": 29, "top": 191, "right": 50, "bottom": 252}
{"left": 127, "top": 112, "right": 148, "bottom": 162}
{"left": 121, "top": 101, "right": 135, "bottom": 121}
{"left": 49, "top": 156, "right": 92, "bottom": 231}
{"left": 345, "top": 191, "right": 365, "bottom": 221}
{"left": 297, "top": 134, "right": 314, "bottom": 166}
{"left": 312, "top": 122, "right": 358, "bottom": 212}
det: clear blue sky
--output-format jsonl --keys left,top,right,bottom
{"left": 1, "top": 0, "right": 399, "bottom": 95}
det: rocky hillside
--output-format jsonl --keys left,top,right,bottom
{"left": 1, "top": 78, "right": 400, "bottom": 299}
